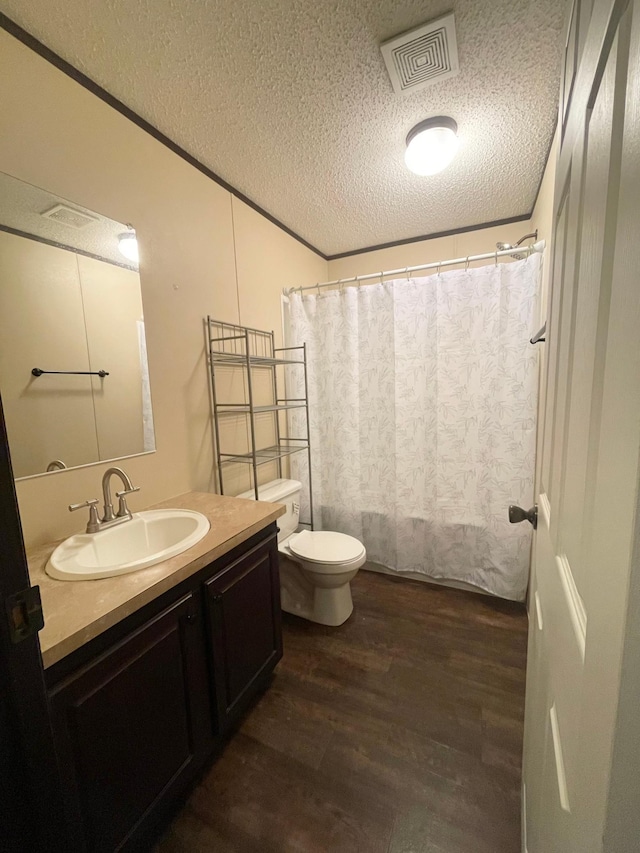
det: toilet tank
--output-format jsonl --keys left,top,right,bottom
{"left": 236, "top": 478, "right": 301, "bottom": 541}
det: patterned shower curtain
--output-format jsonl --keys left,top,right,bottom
{"left": 286, "top": 253, "right": 541, "bottom": 601}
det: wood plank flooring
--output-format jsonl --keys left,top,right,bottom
{"left": 157, "top": 568, "right": 528, "bottom": 853}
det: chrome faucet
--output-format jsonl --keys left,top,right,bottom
{"left": 101, "top": 467, "right": 138, "bottom": 523}
{"left": 69, "top": 466, "right": 140, "bottom": 533}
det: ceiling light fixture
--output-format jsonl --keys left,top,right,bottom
{"left": 118, "top": 228, "right": 139, "bottom": 264}
{"left": 404, "top": 116, "right": 459, "bottom": 176}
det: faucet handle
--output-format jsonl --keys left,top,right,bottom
{"left": 69, "top": 499, "right": 100, "bottom": 534}
{"left": 115, "top": 486, "right": 140, "bottom": 518}
{"left": 69, "top": 498, "right": 99, "bottom": 512}
{"left": 115, "top": 486, "right": 140, "bottom": 498}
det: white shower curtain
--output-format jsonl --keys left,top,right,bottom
{"left": 286, "top": 253, "right": 541, "bottom": 601}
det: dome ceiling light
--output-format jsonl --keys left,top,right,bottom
{"left": 404, "top": 116, "right": 459, "bottom": 176}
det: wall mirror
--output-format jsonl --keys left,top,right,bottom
{"left": 0, "top": 172, "right": 155, "bottom": 479}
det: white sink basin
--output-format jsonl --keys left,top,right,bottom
{"left": 46, "top": 509, "right": 211, "bottom": 581}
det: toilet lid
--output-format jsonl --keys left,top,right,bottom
{"left": 287, "top": 530, "right": 365, "bottom": 564}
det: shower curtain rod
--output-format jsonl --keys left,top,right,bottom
{"left": 284, "top": 239, "right": 546, "bottom": 295}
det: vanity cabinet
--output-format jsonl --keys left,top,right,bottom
{"left": 48, "top": 591, "right": 211, "bottom": 852}
{"left": 45, "top": 524, "right": 281, "bottom": 852}
{"left": 205, "top": 535, "right": 283, "bottom": 732}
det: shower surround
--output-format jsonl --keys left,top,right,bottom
{"left": 287, "top": 253, "right": 541, "bottom": 601}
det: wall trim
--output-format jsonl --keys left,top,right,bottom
{"left": 0, "top": 13, "right": 546, "bottom": 263}
{"left": 0, "top": 12, "right": 325, "bottom": 260}
{"left": 0, "top": 223, "right": 137, "bottom": 271}
{"left": 325, "top": 213, "right": 532, "bottom": 261}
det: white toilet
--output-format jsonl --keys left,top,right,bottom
{"left": 237, "top": 478, "right": 366, "bottom": 626}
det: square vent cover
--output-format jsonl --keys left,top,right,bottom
{"left": 40, "top": 203, "right": 99, "bottom": 229}
{"left": 381, "top": 12, "right": 459, "bottom": 96}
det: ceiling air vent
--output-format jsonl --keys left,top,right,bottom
{"left": 40, "top": 203, "right": 99, "bottom": 229}
{"left": 381, "top": 12, "right": 459, "bottom": 96}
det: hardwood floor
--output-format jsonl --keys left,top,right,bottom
{"left": 157, "top": 568, "right": 528, "bottom": 853}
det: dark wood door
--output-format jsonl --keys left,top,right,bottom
{"left": 204, "top": 531, "right": 282, "bottom": 732}
{"left": 0, "top": 394, "right": 68, "bottom": 851}
{"left": 48, "top": 591, "right": 211, "bottom": 852}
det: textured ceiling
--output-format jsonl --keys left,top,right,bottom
{"left": 0, "top": 171, "right": 136, "bottom": 268}
{"left": 0, "top": 0, "right": 566, "bottom": 256}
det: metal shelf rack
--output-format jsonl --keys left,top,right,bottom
{"left": 207, "top": 317, "right": 313, "bottom": 528}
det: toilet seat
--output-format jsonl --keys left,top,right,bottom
{"left": 286, "top": 530, "right": 365, "bottom": 565}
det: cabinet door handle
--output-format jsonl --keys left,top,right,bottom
{"left": 186, "top": 613, "right": 197, "bottom": 625}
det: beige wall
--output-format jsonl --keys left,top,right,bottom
{"left": 327, "top": 220, "right": 537, "bottom": 281}
{"left": 529, "top": 130, "right": 559, "bottom": 326}
{"left": 527, "top": 128, "right": 559, "bottom": 616}
{"left": 530, "top": 128, "right": 559, "bottom": 495}
{"left": 210, "top": 199, "right": 331, "bottom": 497}
{"left": 0, "top": 29, "right": 326, "bottom": 547}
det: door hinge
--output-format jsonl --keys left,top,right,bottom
{"left": 5, "top": 585, "right": 44, "bottom": 643}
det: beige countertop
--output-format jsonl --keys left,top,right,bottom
{"left": 27, "top": 491, "right": 285, "bottom": 669}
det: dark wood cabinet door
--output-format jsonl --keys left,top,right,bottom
{"left": 48, "top": 591, "right": 211, "bottom": 852}
{"left": 204, "top": 532, "right": 282, "bottom": 732}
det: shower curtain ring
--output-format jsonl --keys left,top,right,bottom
{"left": 379, "top": 271, "right": 384, "bottom": 285}
{"left": 495, "top": 249, "right": 499, "bottom": 266}
{"left": 316, "top": 282, "right": 321, "bottom": 295}
{"left": 405, "top": 266, "right": 410, "bottom": 281}
{"left": 465, "top": 256, "right": 470, "bottom": 271}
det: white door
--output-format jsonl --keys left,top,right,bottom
{"left": 521, "top": 0, "right": 640, "bottom": 850}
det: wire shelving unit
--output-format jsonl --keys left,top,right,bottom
{"left": 206, "top": 317, "right": 313, "bottom": 528}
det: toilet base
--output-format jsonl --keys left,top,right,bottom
{"left": 279, "top": 556, "right": 355, "bottom": 626}
{"left": 311, "top": 585, "right": 354, "bottom": 626}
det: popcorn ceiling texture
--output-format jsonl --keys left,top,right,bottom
{"left": 0, "top": 0, "right": 566, "bottom": 256}
{"left": 0, "top": 172, "right": 132, "bottom": 267}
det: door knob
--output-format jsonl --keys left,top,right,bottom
{"left": 509, "top": 504, "right": 538, "bottom": 529}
